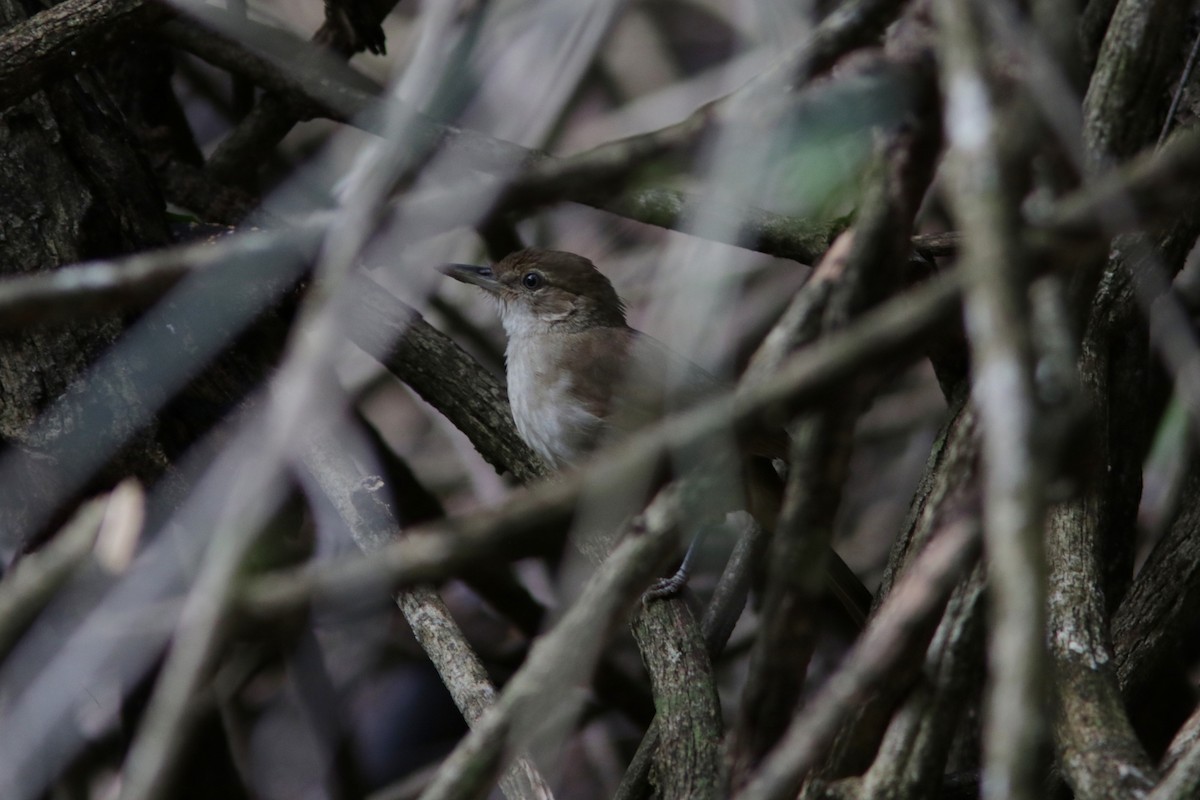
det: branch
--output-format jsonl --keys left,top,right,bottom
{"left": 936, "top": 5, "right": 1049, "bottom": 800}
{"left": 414, "top": 487, "right": 683, "bottom": 800}
{"left": 734, "top": 517, "right": 981, "bottom": 800}
{"left": 0, "top": 492, "right": 108, "bottom": 659}
{"left": 1082, "top": 0, "right": 1188, "bottom": 167}
{"left": 1146, "top": 726, "right": 1200, "bottom": 800}
{"left": 857, "top": 567, "right": 986, "bottom": 800}
{"left": 0, "top": 225, "right": 317, "bottom": 333}
{"left": 628, "top": 598, "right": 722, "bottom": 800}
{"left": 613, "top": 515, "right": 767, "bottom": 800}
{"left": 1160, "top": 701, "right": 1200, "bottom": 775}
{"left": 1113, "top": 469, "right": 1200, "bottom": 698}
{"left": 340, "top": 273, "right": 548, "bottom": 483}
{"left": 299, "top": 429, "right": 554, "bottom": 800}
{"left": 159, "top": 6, "right": 539, "bottom": 177}
{"left": 0, "top": 0, "right": 164, "bottom": 112}
{"left": 803, "top": 397, "right": 979, "bottom": 789}
{"left": 7, "top": 122, "right": 1198, "bottom": 333}
{"left": 116, "top": 439, "right": 287, "bottom": 800}
{"left": 1039, "top": 2, "right": 1198, "bottom": 796}
{"left": 1036, "top": 127, "right": 1200, "bottom": 245}
{"left": 730, "top": 98, "right": 940, "bottom": 781}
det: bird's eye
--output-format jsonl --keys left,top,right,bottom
{"left": 522, "top": 272, "right": 543, "bottom": 289}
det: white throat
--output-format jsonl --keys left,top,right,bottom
{"left": 499, "top": 302, "right": 571, "bottom": 339}
{"left": 502, "top": 323, "right": 603, "bottom": 468}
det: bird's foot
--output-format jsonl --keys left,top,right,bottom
{"left": 642, "top": 530, "right": 708, "bottom": 604}
{"left": 642, "top": 562, "right": 692, "bottom": 604}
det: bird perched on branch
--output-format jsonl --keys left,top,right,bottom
{"left": 440, "top": 248, "right": 870, "bottom": 624}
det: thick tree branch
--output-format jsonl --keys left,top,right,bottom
{"left": 0, "top": 0, "right": 164, "bottom": 111}
{"left": 629, "top": 599, "right": 722, "bottom": 800}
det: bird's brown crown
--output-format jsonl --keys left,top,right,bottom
{"left": 492, "top": 249, "right": 627, "bottom": 330}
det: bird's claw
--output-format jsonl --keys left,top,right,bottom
{"left": 642, "top": 564, "right": 691, "bottom": 604}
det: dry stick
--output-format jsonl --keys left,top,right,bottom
{"left": 728, "top": 232, "right": 857, "bottom": 784}
{"left": 300, "top": 430, "right": 554, "bottom": 800}
{"left": 800, "top": 400, "right": 980, "bottom": 792}
{"left": 734, "top": 518, "right": 982, "bottom": 800}
{"left": 199, "top": 0, "right": 401, "bottom": 184}
{"left": 1082, "top": 0, "right": 1188, "bottom": 171}
{"left": 1156, "top": 24, "right": 1200, "bottom": 148}
{"left": 1146, "top": 733, "right": 1200, "bottom": 800}
{"left": 874, "top": 397, "right": 976, "bottom": 606}
{"left": 1161, "top": 703, "right": 1200, "bottom": 775}
{"left": 340, "top": 274, "right": 548, "bottom": 483}
{"left": 0, "top": 0, "right": 164, "bottom": 112}
{"left": 0, "top": 224, "right": 322, "bottom": 332}
{"left": 158, "top": 9, "right": 536, "bottom": 174}
{"left": 0, "top": 495, "right": 108, "bottom": 660}
{"left": 414, "top": 487, "right": 684, "bottom": 800}
{"left": 857, "top": 566, "right": 987, "bottom": 800}
{"left": 115, "top": 436, "right": 290, "bottom": 800}
{"left": 160, "top": 14, "right": 383, "bottom": 111}
{"left": 1047, "top": 244, "right": 1174, "bottom": 795}
{"left": 934, "top": 5, "right": 1048, "bottom": 800}
{"left": 1037, "top": 125, "right": 1200, "bottom": 244}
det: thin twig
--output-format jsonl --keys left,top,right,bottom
{"left": 935, "top": 4, "right": 1048, "bottom": 800}
{"left": 734, "top": 518, "right": 982, "bottom": 800}
{"left": 1146, "top": 729, "right": 1200, "bottom": 800}
{"left": 1156, "top": 26, "right": 1200, "bottom": 149}
{"left": 300, "top": 428, "right": 554, "bottom": 800}
{"left": 0, "top": 495, "right": 107, "bottom": 659}
{"left": 414, "top": 487, "right": 684, "bottom": 800}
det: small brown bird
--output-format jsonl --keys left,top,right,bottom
{"left": 441, "top": 249, "right": 734, "bottom": 467}
{"left": 441, "top": 248, "right": 869, "bottom": 621}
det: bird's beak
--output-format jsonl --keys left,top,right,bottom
{"left": 439, "top": 263, "right": 502, "bottom": 293}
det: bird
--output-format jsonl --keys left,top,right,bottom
{"left": 440, "top": 248, "right": 870, "bottom": 623}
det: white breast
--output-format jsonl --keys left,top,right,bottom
{"left": 505, "top": 335, "right": 604, "bottom": 468}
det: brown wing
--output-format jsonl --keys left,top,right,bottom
{"left": 564, "top": 328, "right": 868, "bottom": 624}
{"left": 548, "top": 328, "right": 717, "bottom": 447}
{"left": 560, "top": 327, "right": 788, "bottom": 459}
{"left": 625, "top": 334, "right": 790, "bottom": 460}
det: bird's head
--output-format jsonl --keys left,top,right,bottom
{"left": 440, "top": 248, "right": 626, "bottom": 336}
